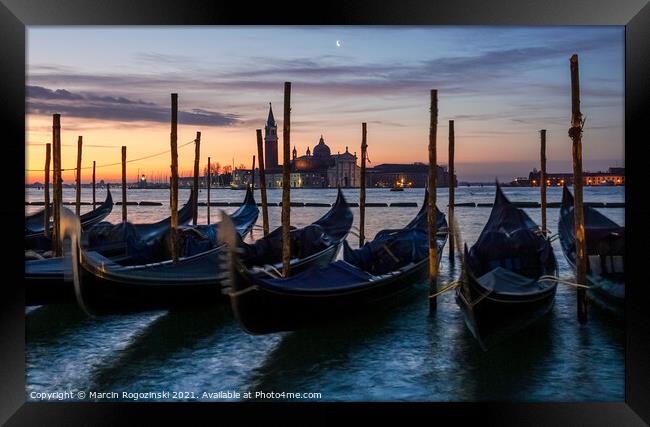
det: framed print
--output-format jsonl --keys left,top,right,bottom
{"left": 1, "top": 0, "right": 649, "bottom": 425}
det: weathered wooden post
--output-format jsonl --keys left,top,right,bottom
{"left": 121, "top": 146, "right": 127, "bottom": 222}
{"left": 359, "top": 122, "right": 368, "bottom": 247}
{"left": 251, "top": 155, "right": 256, "bottom": 189}
{"left": 92, "top": 160, "right": 96, "bottom": 209}
{"left": 448, "top": 119, "right": 455, "bottom": 262}
{"left": 282, "top": 82, "right": 291, "bottom": 277}
{"left": 206, "top": 157, "right": 211, "bottom": 225}
{"left": 52, "top": 114, "right": 62, "bottom": 256}
{"left": 428, "top": 90, "right": 439, "bottom": 311}
{"left": 256, "top": 129, "right": 269, "bottom": 236}
{"left": 540, "top": 129, "right": 547, "bottom": 234}
{"left": 192, "top": 131, "right": 201, "bottom": 225}
{"left": 75, "top": 136, "right": 83, "bottom": 217}
{"left": 43, "top": 143, "right": 51, "bottom": 239}
{"left": 170, "top": 93, "right": 179, "bottom": 264}
{"left": 569, "top": 54, "right": 588, "bottom": 324}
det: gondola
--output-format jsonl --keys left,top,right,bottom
{"left": 558, "top": 186, "right": 624, "bottom": 317}
{"left": 25, "top": 189, "right": 196, "bottom": 306}
{"left": 456, "top": 184, "right": 558, "bottom": 350}
{"left": 70, "top": 188, "right": 350, "bottom": 314}
{"left": 25, "top": 186, "right": 114, "bottom": 248}
{"left": 226, "top": 191, "right": 447, "bottom": 335}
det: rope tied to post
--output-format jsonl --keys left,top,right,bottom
{"left": 568, "top": 116, "right": 587, "bottom": 140}
{"left": 428, "top": 280, "right": 462, "bottom": 299}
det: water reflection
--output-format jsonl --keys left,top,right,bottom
{"left": 89, "top": 305, "right": 233, "bottom": 390}
{"left": 24, "top": 186, "right": 624, "bottom": 401}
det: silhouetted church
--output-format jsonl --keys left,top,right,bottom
{"left": 263, "top": 103, "right": 360, "bottom": 188}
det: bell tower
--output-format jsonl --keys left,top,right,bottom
{"left": 264, "top": 103, "right": 279, "bottom": 169}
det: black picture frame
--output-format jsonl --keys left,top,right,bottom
{"left": 1, "top": 0, "right": 648, "bottom": 424}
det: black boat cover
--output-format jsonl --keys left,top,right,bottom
{"left": 250, "top": 260, "right": 375, "bottom": 292}
{"left": 559, "top": 185, "right": 625, "bottom": 263}
{"left": 174, "top": 189, "right": 259, "bottom": 258}
{"left": 247, "top": 223, "right": 439, "bottom": 292}
{"left": 83, "top": 191, "right": 196, "bottom": 263}
{"left": 476, "top": 266, "right": 554, "bottom": 295}
{"left": 248, "top": 191, "right": 446, "bottom": 292}
{"left": 468, "top": 185, "right": 553, "bottom": 279}
{"left": 236, "top": 189, "right": 352, "bottom": 266}
{"left": 344, "top": 228, "right": 429, "bottom": 276}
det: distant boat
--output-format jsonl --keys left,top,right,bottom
{"left": 230, "top": 182, "right": 248, "bottom": 190}
{"left": 390, "top": 178, "right": 406, "bottom": 191}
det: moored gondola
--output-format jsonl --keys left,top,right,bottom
{"left": 558, "top": 185, "right": 624, "bottom": 317}
{"left": 25, "top": 189, "right": 195, "bottom": 306}
{"left": 455, "top": 184, "right": 558, "bottom": 350}
{"left": 25, "top": 186, "right": 114, "bottom": 249}
{"left": 70, "top": 188, "right": 351, "bottom": 314}
{"left": 226, "top": 191, "right": 447, "bottom": 335}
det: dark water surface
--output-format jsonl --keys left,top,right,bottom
{"left": 25, "top": 186, "right": 624, "bottom": 401}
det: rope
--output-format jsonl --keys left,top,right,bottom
{"left": 381, "top": 244, "right": 400, "bottom": 263}
{"left": 538, "top": 275, "right": 589, "bottom": 289}
{"left": 262, "top": 264, "right": 284, "bottom": 279}
{"left": 468, "top": 283, "right": 494, "bottom": 306}
{"left": 534, "top": 228, "right": 553, "bottom": 237}
{"left": 428, "top": 280, "right": 461, "bottom": 299}
{"left": 27, "top": 142, "right": 119, "bottom": 148}
{"left": 25, "top": 139, "right": 196, "bottom": 172}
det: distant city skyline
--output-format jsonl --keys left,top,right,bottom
{"left": 25, "top": 26, "right": 624, "bottom": 183}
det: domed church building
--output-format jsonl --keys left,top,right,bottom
{"left": 263, "top": 103, "right": 360, "bottom": 188}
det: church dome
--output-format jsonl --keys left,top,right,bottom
{"left": 313, "top": 135, "right": 331, "bottom": 158}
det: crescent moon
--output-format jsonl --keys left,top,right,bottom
{"left": 336, "top": 40, "right": 341, "bottom": 47}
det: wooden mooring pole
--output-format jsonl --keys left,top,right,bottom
{"left": 43, "top": 143, "right": 51, "bottom": 239}
{"left": 206, "top": 156, "right": 211, "bottom": 225}
{"left": 75, "top": 136, "right": 82, "bottom": 217}
{"left": 92, "top": 160, "right": 96, "bottom": 209}
{"left": 52, "top": 114, "right": 62, "bottom": 256}
{"left": 170, "top": 93, "right": 179, "bottom": 264}
{"left": 256, "top": 129, "right": 269, "bottom": 236}
{"left": 569, "top": 54, "right": 588, "bottom": 324}
{"left": 251, "top": 155, "right": 256, "bottom": 189}
{"left": 540, "top": 129, "right": 547, "bottom": 235}
{"left": 282, "top": 82, "right": 291, "bottom": 277}
{"left": 428, "top": 90, "right": 439, "bottom": 311}
{"left": 192, "top": 131, "right": 201, "bottom": 225}
{"left": 448, "top": 120, "right": 455, "bottom": 262}
{"left": 121, "top": 146, "right": 127, "bottom": 222}
{"left": 359, "top": 122, "right": 367, "bottom": 247}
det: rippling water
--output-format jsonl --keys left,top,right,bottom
{"left": 25, "top": 185, "right": 624, "bottom": 402}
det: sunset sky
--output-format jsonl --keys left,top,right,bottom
{"left": 25, "top": 26, "right": 624, "bottom": 183}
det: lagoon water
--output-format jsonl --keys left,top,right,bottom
{"left": 24, "top": 185, "right": 624, "bottom": 402}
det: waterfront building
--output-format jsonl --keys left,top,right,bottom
{"left": 527, "top": 167, "right": 625, "bottom": 186}
{"left": 365, "top": 163, "right": 454, "bottom": 188}
{"left": 225, "top": 104, "right": 453, "bottom": 189}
